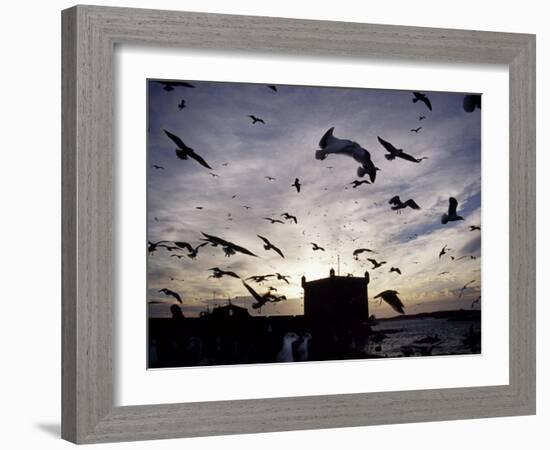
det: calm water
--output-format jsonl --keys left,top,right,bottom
{"left": 370, "top": 317, "right": 481, "bottom": 358}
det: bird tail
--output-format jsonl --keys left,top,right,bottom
{"left": 315, "top": 149, "right": 327, "bottom": 161}
{"left": 385, "top": 154, "right": 395, "bottom": 161}
{"left": 441, "top": 214, "right": 449, "bottom": 224}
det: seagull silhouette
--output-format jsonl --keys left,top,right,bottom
{"left": 388, "top": 196, "right": 421, "bottom": 212}
{"left": 374, "top": 290, "right": 405, "bottom": 314}
{"left": 263, "top": 217, "right": 284, "bottom": 224}
{"left": 177, "top": 99, "right": 186, "bottom": 110}
{"left": 350, "top": 180, "right": 371, "bottom": 188}
{"left": 441, "top": 197, "right": 464, "bottom": 224}
{"left": 459, "top": 280, "right": 476, "bottom": 298}
{"left": 155, "top": 80, "right": 195, "bottom": 91}
{"left": 148, "top": 240, "right": 169, "bottom": 253}
{"left": 281, "top": 213, "right": 298, "bottom": 224}
{"left": 410, "top": 127, "right": 422, "bottom": 133}
{"left": 367, "top": 258, "right": 387, "bottom": 269}
{"left": 208, "top": 267, "right": 241, "bottom": 279}
{"left": 257, "top": 235, "right": 285, "bottom": 258}
{"left": 248, "top": 115, "right": 265, "bottom": 124}
{"left": 158, "top": 288, "right": 182, "bottom": 303}
{"left": 316, "top": 127, "right": 379, "bottom": 182}
{"left": 377, "top": 136, "right": 427, "bottom": 163}
{"left": 310, "top": 242, "right": 325, "bottom": 252}
{"left": 291, "top": 178, "right": 301, "bottom": 192}
{"left": 242, "top": 281, "right": 275, "bottom": 310}
{"left": 389, "top": 267, "right": 402, "bottom": 275}
{"left": 163, "top": 129, "right": 212, "bottom": 169}
{"left": 274, "top": 273, "right": 291, "bottom": 284}
{"left": 412, "top": 92, "right": 432, "bottom": 110}
{"left": 439, "top": 245, "right": 450, "bottom": 259}
{"left": 152, "top": 164, "right": 165, "bottom": 170}
{"left": 246, "top": 275, "right": 275, "bottom": 283}
{"left": 353, "top": 248, "right": 377, "bottom": 257}
{"left": 201, "top": 232, "right": 258, "bottom": 258}
{"left": 469, "top": 225, "right": 481, "bottom": 231}
{"left": 265, "top": 176, "right": 276, "bottom": 181}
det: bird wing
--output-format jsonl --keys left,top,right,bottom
{"left": 187, "top": 150, "right": 212, "bottom": 169}
{"left": 226, "top": 271, "right": 240, "bottom": 279}
{"left": 367, "top": 258, "right": 377, "bottom": 265}
{"left": 242, "top": 281, "right": 262, "bottom": 302}
{"left": 163, "top": 129, "right": 186, "bottom": 148}
{"left": 448, "top": 197, "right": 459, "bottom": 216}
{"left": 229, "top": 242, "right": 258, "bottom": 257}
{"left": 271, "top": 244, "right": 285, "bottom": 258}
{"left": 377, "top": 136, "right": 398, "bottom": 154}
{"left": 389, "top": 195, "right": 400, "bottom": 205}
{"left": 319, "top": 127, "right": 335, "bottom": 149}
{"left": 174, "top": 241, "right": 193, "bottom": 252}
{"left": 423, "top": 97, "right": 433, "bottom": 110}
{"left": 405, "top": 199, "right": 421, "bottom": 209}
{"left": 376, "top": 290, "right": 405, "bottom": 314}
{"left": 257, "top": 234, "right": 270, "bottom": 245}
{"left": 397, "top": 151, "right": 421, "bottom": 163}
{"left": 201, "top": 232, "right": 230, "bottom": 247}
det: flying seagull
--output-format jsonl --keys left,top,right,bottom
{"left": 291, "top": 178, "right": 301, "bottom": 192}
{"left": 439, "top": 245, "right": 450, "bottom": 259}
{"left": 410, "top": 126, "right": 422, "bottom": 133}
{"left": 469, "top": 225, "right": 481, "bottom": 231}
{"left": 241, "top": 281, "right": 275, "bottom": 310}
{"left": 265, "top": 176, "right": 276, "bottom": 181}
{"left": 310, "top": 242, "right": 325, "bottom": 252}
{"left": 280, "top": 213, "right": 298, "bottom": 224}
{"left": 389, "top": 267, "right": 402, "bottom": 275}
{"left": 438, "top": 271, "right": 450, "bottom": 276}
{"left": 350, "top": 180, "right": 371, "bottom": 188}
{"left": 155, "top": 80, "right": 195, "bottom": 91}
{"left": 148, "top": 240, "right": 169, "bottom": 254}
{"left": 177, "top": 99, "right": 186, "bottom": 110}
{"left": 412, "top": 92, "right": 432, "bottom": 110}
{"left": 267, "top": 85, "right": 278, "bottom": 92}
{"left": 248, "top": 115, "right": 265, "bottom": 124}
{"left": 275, "top": 273, "right": 291, "bottom": 284}
{"left": 459, "top": 280, "right": 476, "bottom": 298}
{"left": 246, "top": 275, "right": 275, "bottom": 284}
{"left": 367, "top": 258, "right": 387, "bottom": 269}
{"left": 163, "top": 129, "right": 212, "bottom": 169}
{"left": 316, "top": 127, "right": 379, "bottom": 182}
{"left": 187, "top": 242, "right": 208, "bottom": 259}
{"left": 389, "top": 195, "right": 421, "bottom": 212}
{"left": 152, "top": 164, "right": 165, "bottom": 170}
{"left": 257, "top": 235, "right": 285, "bottom": 258}
{"left": 201, "top": 232, "right": 258, "bottom": 258}
{"left": 377, "top": 136, "right": 427, "bottom": 163}
{"left": 374, "top": 290, "right": 405, "bottom": 314}
{"left": 441, "top": 197, "right": 464, "bottom": 224}
{"left": 463, "top": 94, "right": 481, "bottom": 113}
{"left": 208, "top": 267, "right": 241, "bottom": 279}
{"left": 158, "top": 288, "right": 182, "bottom": 303}
{"left": 264, "top": 217, "right": 285, "bottom": 224}
{"left": 353, "top": 248, "right": 377, "bottom": 257}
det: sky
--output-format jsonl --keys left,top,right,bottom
{"left": 147, "top": 79, "right": 482, "bottom": 318}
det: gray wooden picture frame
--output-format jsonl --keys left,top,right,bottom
{"left": 61, "top": 5, "right": 536, "bottom": 444}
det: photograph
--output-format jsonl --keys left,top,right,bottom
{"left": 146, "top": 79, "right": 482, "bottom": 368}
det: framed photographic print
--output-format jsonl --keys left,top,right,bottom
{"left": 62, "top": 5, "right": 536, "bottom": 444}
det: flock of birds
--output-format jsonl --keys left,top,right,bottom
{"left": 149, "top": 81, "right": 482, "bottom": 317}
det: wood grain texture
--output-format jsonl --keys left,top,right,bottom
{"left": 61, "top": 5, "right": 536, "bottom": 444}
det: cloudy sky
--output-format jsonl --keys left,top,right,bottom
{"left": 147, "top": 79, "right": 481, "bottom": 318}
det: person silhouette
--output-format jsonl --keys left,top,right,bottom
{"left": 170, "top": 304, "right": 184, "bottom": 320}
